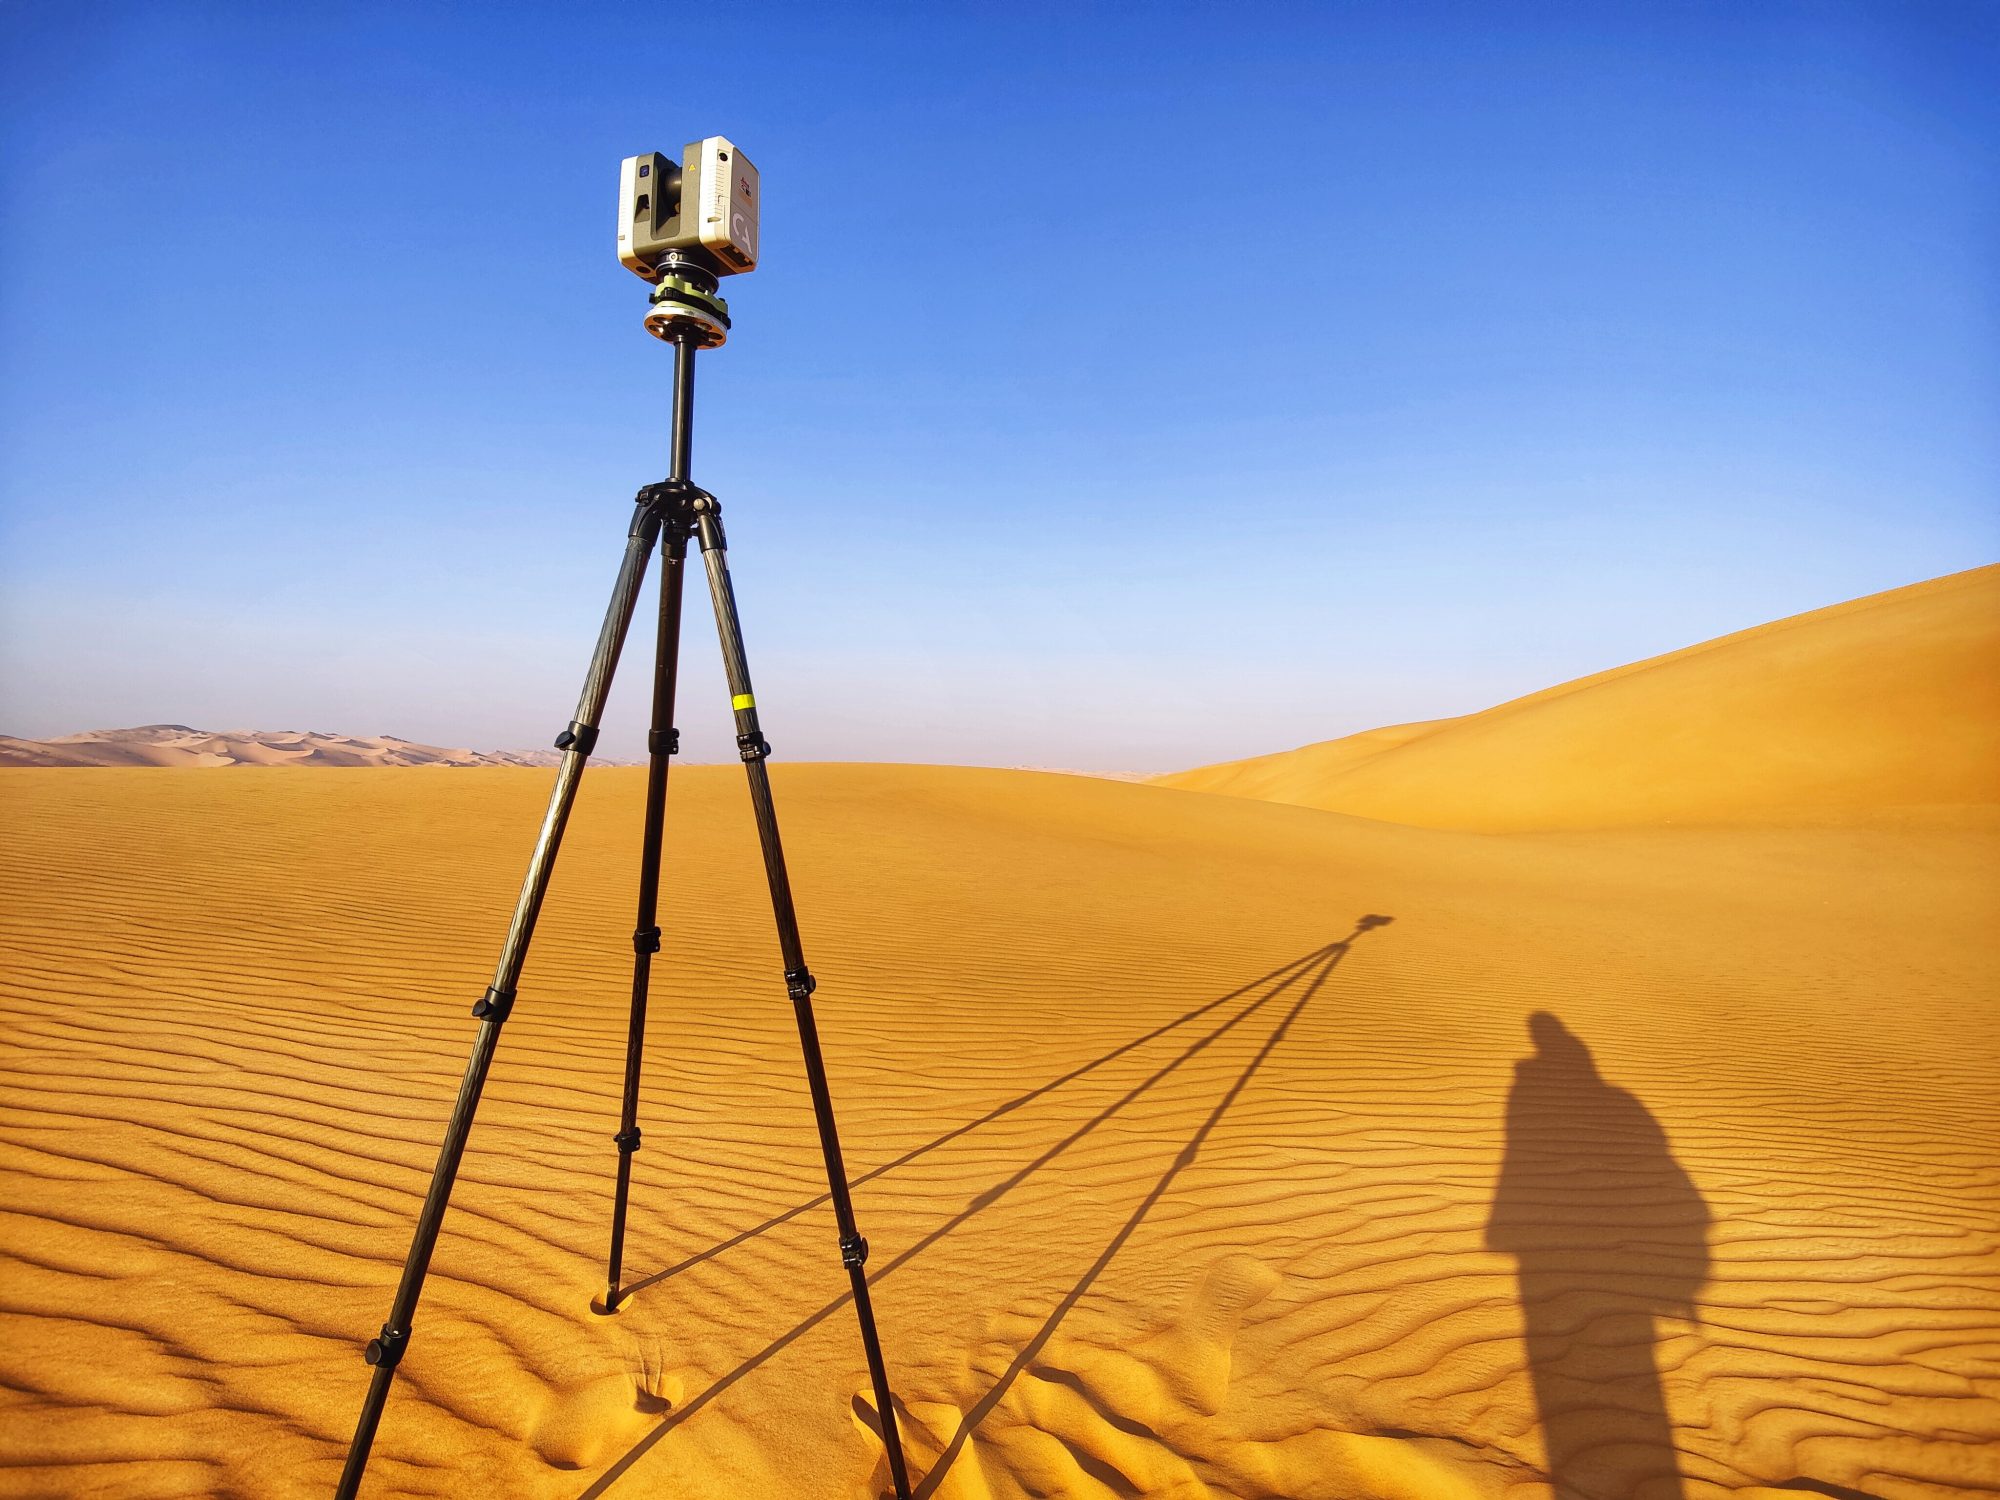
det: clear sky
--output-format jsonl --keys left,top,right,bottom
{"left": 2, "top": 2, "right": 1994, "bottom": 771}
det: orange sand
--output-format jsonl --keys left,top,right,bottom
{"left": 1, "top": 571, "right": 1997, "bottom": 1498}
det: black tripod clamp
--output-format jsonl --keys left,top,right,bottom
{"left": 362, "top": 1323, "right": 409, "bottom": 1369}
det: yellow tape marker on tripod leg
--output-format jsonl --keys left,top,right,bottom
{"left": 732, "top": 694, "right": 756, "bottom": 711}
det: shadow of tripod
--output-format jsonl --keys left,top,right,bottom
{"left": 613, "top": 926, "right": 1382, "bottom": 1303}
{"left": 579, "top": 916, "right": 1394, "bottom": 1498}
{"left": 907, "top": 913, "right": 1392, "bottom": 1495}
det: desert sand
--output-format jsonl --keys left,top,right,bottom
{"left": 1, "top": 570, "right": 1996, "bottom": 1499}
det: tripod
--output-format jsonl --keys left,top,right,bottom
{"left": 336, "top": 255, "right": 914, "bottom": 1500}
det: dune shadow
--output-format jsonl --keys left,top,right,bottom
{"left": 578, "top": 917, "right": 1393, "bottom": 1499}
{"left": 1487, "top": 1013, "right": 1711, "bottom": 1500}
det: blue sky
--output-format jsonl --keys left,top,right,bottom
{"left": 2, "top": 1, "right": 1994, "bottom": 770}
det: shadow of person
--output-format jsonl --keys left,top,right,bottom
{"left": 1486, "top": 1013, "right": 1711, "bottom": 1500}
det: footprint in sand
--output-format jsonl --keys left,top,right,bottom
{"left": 526, "top": 1335, "right": 687, "bottom": 1471}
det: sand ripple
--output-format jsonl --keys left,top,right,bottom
{"left": 1, "top": 765, "right": 1995, "bottom": 1497}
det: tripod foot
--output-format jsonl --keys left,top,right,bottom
{"left": 589, "top": 1290, "right": 631, "bottom": 1318}
{"left": 850, "top": 1385, "right": 922, "bottom": 1500}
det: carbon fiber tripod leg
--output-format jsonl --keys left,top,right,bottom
{"left": 599, "top": 503, "right": 691, "bottom": 1313}
{"left": 335, "top": 497, "right": 663, "bottom": 1500}
{"left": 601, "top": 332, "right": 698, "bottom": 1314}
{"left": 692, "top": 497, "right": 916, "bottom": 1500}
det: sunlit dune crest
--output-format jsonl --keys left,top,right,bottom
{"left": 0, "top": 569, "right": 1995, "bottom": 1498}
{"left": 1158, "top": 564, "right": 2000, "bottom": 830}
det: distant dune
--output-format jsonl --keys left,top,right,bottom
{"left": 1158, "top": 565, "right": 2000, "bottom": 831}
{"left": 0, "top": 724, "right": 574, "bottom": 769}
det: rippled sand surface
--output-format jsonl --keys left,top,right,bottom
{"left": 2, "top": 763, "right": 1995, "bottom": 1497}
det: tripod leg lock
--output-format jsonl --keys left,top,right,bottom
{"left": 839, "top": 1233, "right": 869, "bottom": 1270}
{"left": 785, "top": 967, "right": 816, "bottom": 1001}
{"left": 737, "top": 732, "right": 772, "bottom": 762}
{"left": 471, "top": 986, "right": 515, "bottom": 1024}
{"left": 613, "top": 1126, "right": 643, "bottom": 1154}
{"left": 648, "top": 727, "right": 680, "bottom": 756}
{"left": 555, "top": 721, "right": 600, "bottom": 756}
{"left": 363, "top": 1323, "right": 410, "bottom": 1368}
{"left": 633, "top": 925, "right": 663, "bottom": 954}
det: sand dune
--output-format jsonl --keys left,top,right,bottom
{"left": 1158, "top": 565, "right": 2000, "bottom": 831}
{"left": 0, "top": 725, "right": 577, "bottom": 770}
{"left": 1, "top": 761, "right": 1994, "bottom": 1497}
